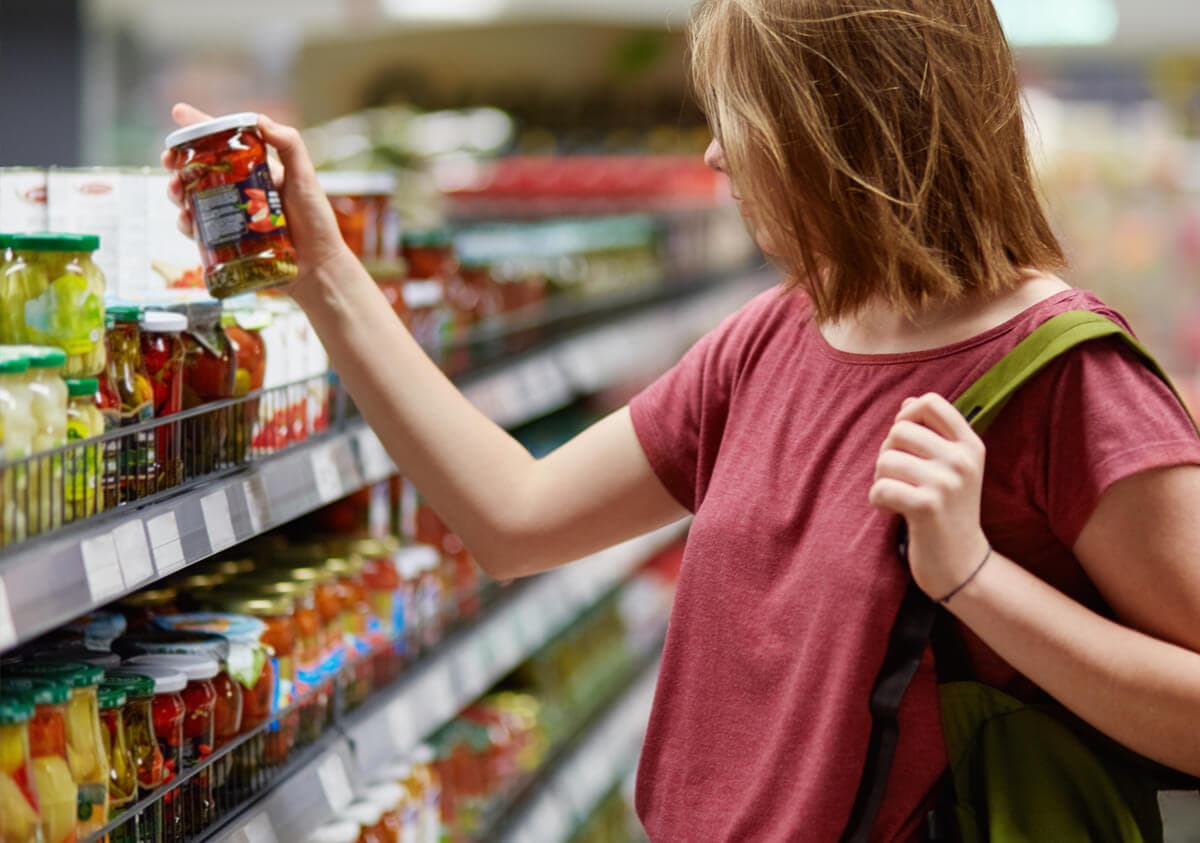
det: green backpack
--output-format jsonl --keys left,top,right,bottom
{"left": 840, "top": 311, "right": 1200, "bottom": 843}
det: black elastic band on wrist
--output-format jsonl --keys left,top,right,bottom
{"left": 935, "top": 545, "right": 993, "bottom": 605}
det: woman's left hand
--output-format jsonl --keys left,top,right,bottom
{"left": 869, "top": 393, "right": 991, "bottom": 601}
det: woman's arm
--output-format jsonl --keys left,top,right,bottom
{"left": 871, "top": 393, "right": 1200, "bottom": 776}
{"left": 165, "top": 105, "right": 688, "bottom": 579}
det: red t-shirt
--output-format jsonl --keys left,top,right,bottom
{"left": 629, "top": 286, "right": 1200, "bottom": 842}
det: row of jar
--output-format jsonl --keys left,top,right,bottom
{"left": 0, "top": 294, "right": 332, "bottom": 547}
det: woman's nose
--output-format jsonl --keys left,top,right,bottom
{"left": 704, "top": 138, "right": 727, "bottom": 174}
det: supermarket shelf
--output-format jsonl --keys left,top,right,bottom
{"left": 0, "top": 269, "right": 768, "bottom": 653}
{"left": 494, "top": 655, "right": 660, "bottom": 843}
{"left": 208, "top": 522, "right": 684, "bottom": 843}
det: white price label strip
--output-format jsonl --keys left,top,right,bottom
{"left": 146, "top": 512, "right": 186, "bottom": 575}
{"left": 112, "top": 520, "right": 154, "bottom": 587}
{"left": 357, "top": 429, "right": 393, "bottom": 481}
{"left": 0, "top": 579, "right": 16, "bottom": 651}
{"left": 425, "top": 664, "right": 458, "bottom": 723}
{"left": 200, "top": 490, "right": 237, "bottom": 553}
{"left": 457, "top": 642, "right": 490, "bottom": 697}
{"left": 80, "top": 533, "right": 124, "bottom": 601}
{"left": 312, "top": 445, "right": 344, "bottom": 503}
{"left": 490, "top": 615, "right": 524, "bottom": 672}
{"left": 527, "top": 796, "right": 569, "bottom": 842}
{"left": 317, "top": 753, "right": 354, "bottom": 813}
{"left": 386, "top": 698, "right": 417, "bottom": 754}
{"left": 243, "top": 476, "right": 270, "bottom": 535}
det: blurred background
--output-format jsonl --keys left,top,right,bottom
{"left": 2, "top": 3, "right": 1200, "bottom": 842}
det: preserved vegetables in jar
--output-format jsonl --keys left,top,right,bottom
{"left": 64, "top": 378, "right": 106, "bottom": 522}
{"left": 164, "top": 300, "right": 238, "bottom": 475}
{"left": 222, "top": 307, "right": 268, "bottom": 461}
{"left": 7, "top": 680, "right": 76, "bottom": 843}
{"left": 3, "top": 233, "right": 107, "bottom": 377}
{"left": 102, "top": 306, "right": 156, "bottom": 503}
{"left": 23, "top": 345, "right": 67, "bottom": 537}
{"left": 97, "top": 684, "right": 137, "bottom": 843}
{"left": 0, "top": 693, "right": 41, "bottom": 843}
{"left": 351, "top": 537, "right": 404, "bottom": 683}
{"left": 99, "top": 672, "right": 164, "bottom": 843}
{"left": 318, "top": 172, "right": 396, "bottom": 261}
{"left": 0, "top": 351, "right": 34, "bottom": 547}
{"left": 139, "top": 310, "right": 187, "bottom": 492}
{"left": 124, "top": 655, "right": 217, "bottom": 834}
{"left": 165, "top": 113, "right": 298, "bottom": 298}
{"left": 8, "top": 663, "right": 109, "bottom": 838}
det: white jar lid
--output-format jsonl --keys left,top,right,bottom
{"left": 402, "top": 280, "right": 444, "bottom": 309}
{"left": 125, "top": 653, "right": 219, "bottom": 681}
{"left": 141, "top": 311, "right": 188, "bottom": 333}
{"left": 108, "top": 664, "right": 187, "bottom": 695}
{"left": 165, "top": 112, "right": 260, "bottom": 150}
{"left": 339, "top": 799, "right": 384, "bottom": 827}
{"left": 304, "top": 821, "right": 361, "bottom": 843}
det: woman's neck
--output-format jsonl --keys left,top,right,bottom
{"left": 818, "top": 273, "right": 1072, "bottom": 356}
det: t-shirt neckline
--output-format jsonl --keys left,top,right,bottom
{"left": 811, "top": 289, "right": 1083, "bottom": 366}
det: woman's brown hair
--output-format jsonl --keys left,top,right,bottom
{"left": 691, "top": 0, "right": 1066, "bottom": 321}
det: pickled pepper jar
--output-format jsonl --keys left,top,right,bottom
{"left": 5, "top": 233, "right": 107, "bottom": 377}
{"left": 221, "top": 307, "right": 269, "bottom": 460}
{"left": 0, "top": 693, "right": 41, "bottom": 843}
{"left": 139, "top": 309, "right": 187, "bottom": 492}
{"left": 6, "top": 680, "right": 76, "bottom": 843}
{"left": 97, "top": 684, "right": 137, "bottom": 843}
{"left": 100, "top": 672, "right": 165, "bottom": 843}
{"left": 102, "top": 305, "right": 157, "bottom": 503}
{"left": 162, "top": 300, "right": 238, "bottom": 475}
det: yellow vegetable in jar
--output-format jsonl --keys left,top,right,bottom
{"left": 32, "top": 756, "right": 77, "bottom": 843}
{"left": 0, "top": 770, "right": 40, "bottom": 843}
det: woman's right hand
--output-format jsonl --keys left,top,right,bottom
{"left": 161, "top": 102, "right": 352, "bottom": 298}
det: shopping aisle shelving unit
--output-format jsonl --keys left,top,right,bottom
{"left": 205, "top": 524, "right": 680, "bottom": 843}
{"left": 493, "top": 655, "right": 660, "bottom": 843}
{"left": 0, "top": 269, "right": 771, "bottom": 653}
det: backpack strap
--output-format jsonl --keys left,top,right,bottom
{"left": 840, "top": 311, "right": 1189, "bottom": 843}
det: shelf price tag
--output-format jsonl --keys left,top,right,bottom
{"left": 201, "top": 489, "right": 237, "bottom": 554}
{"left": 146, "top": 512, "right": 186, "bottom": 575}
{"left": 112, "top": 520, "right": 154, "bottom": 588}
{"left": 311, "top": 444, "right": 344, "bottom": 504}
{"left": 356, "top": 429, "right": 393, "bottom": 482}
{"left": 243, "top": 475, "right": 271, "bottom": 535}
{"left": 80, "top": 532, "right": 124, "bottom": 601}
{"left": 0, "top": 579, "right": 16, "bottom": 651}
{"left": 317, "top": 753, "right": 354, "bottom": 813}
{"left": 527, "top": 796, "right": 568, "bottom": 842}
{"left": 489, "top": 614, "right": 524, "bottom": 673}
{"left": 386, "top": 697, "right": 417, "bottom": 755}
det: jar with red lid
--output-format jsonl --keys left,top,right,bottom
{"left": 165, "top": 112, "right": 298, "bottom": 298}
{"left": 139, "top": 309, "right": 187, "bottom": 491}
{"left": 124, "top": 654, "right": 217, "bottom": 835}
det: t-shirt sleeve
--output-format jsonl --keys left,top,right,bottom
{"left": 1044, "top": 337, "right": 1200, "bottom": 547}
{"left": 629, "top": 289, "right": 777, "bottom": 512}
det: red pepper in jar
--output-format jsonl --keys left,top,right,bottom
{"left": 166, "top": 113, "right": 298, "bottom": 298}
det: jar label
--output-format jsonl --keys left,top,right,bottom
{"left": 191, "top": 163, "right": 287, "bottom": 249}
{"left": 23, "top": 274, "right": 103, "bottom": 355}
{"left": 76, "top": 780, "right": 108, "bottom": 827}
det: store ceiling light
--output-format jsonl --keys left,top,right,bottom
{"left": 382, "top": 0, "right": 507, "bottom": 20}
{"left": 994, "top": 0, "right": 1118, "bottom": 46}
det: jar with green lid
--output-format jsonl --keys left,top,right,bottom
{"left": 98, "top": 683, "right": 138, "bottom": 843}
{"left": 0, "top": 693, "right": 41, "bottom": 843}
{"left": 23, "top": 344, "right": 68, "bottom": 536}
{"left": 103, "top": 305, "right": 157, "bottom": 503}
{"left": 65, "top": 376, "right": 107, "bottom": 522}
{"left": 6, "top": 679, "right": 75, "bottom": 843}
{"left": 102, "top": 673, "right": 162, "bottom": 843}
{"left": 9, "top": 661, "right": 111, "bottom": 836}
{"left": 0, "top": 349, "right": 34, "bottom": 547}
{"left": 4, "top": 233, "right": 107, "bottom": 377}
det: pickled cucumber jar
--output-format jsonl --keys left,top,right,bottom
{"left": 9, "top": 662, "right": 110, "bottom": 838}
{"left": 65, "top": 377, "right": 106, "bottom": 522}
{"left": 0, "top": 350, "right": 34, "bottom": 547}
{"left": 6, "top": 233, "right": 107, "bottom": 377}
{"left": 24, "top": 345, "right": 68, "bottom": 536}
{"left": 0, "top": 693, "right": 41, "bottom": 843}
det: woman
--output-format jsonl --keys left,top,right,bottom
{"left": 165, "top": 1, "right": 1200, "bottom": 839}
